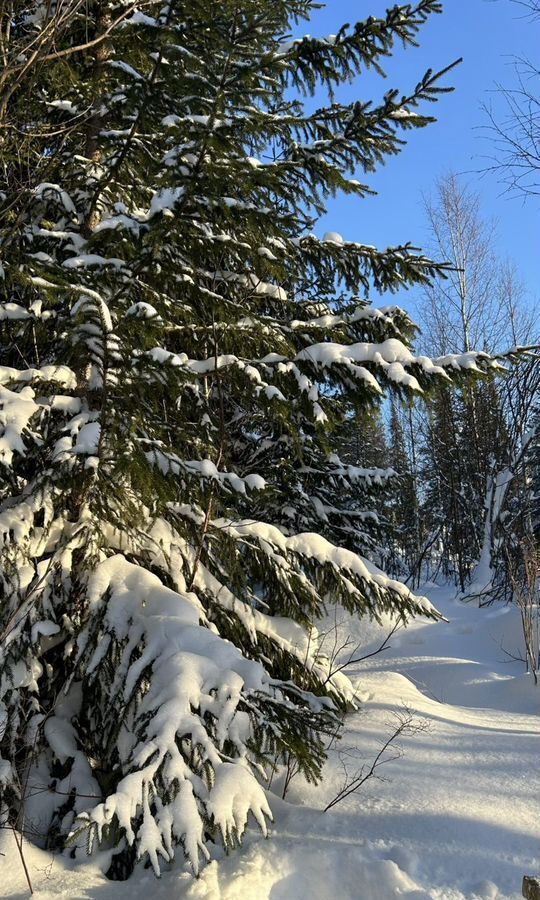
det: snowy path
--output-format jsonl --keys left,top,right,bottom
{"left": 2, "top": 586, "right": 539, "bottom": 899}
{"left": 184, "top": 586, "right": 539, "bottom": 900}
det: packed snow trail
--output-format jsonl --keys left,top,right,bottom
{"left": 1, "top": 585, "right": 538, "bottom": 899}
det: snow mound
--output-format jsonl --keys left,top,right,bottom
{"left": 184, "top": 830, "right": 429, "bottom": 900}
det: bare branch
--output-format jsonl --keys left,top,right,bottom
{"left": 324, "top": 707, "right": 429, "bottom": 812}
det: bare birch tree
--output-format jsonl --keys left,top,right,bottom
{"left": 419, "top": 174, "right": 506, "bottom": 354}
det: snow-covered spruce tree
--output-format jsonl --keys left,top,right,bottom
{"left": 386, "top": 400, "right": 421, "bottom": 578}
{"left": 0, "top": 0, "right": 501, "bottom": 879}
{"left": 331, "top": 403, "right": 393, "bottom": 564}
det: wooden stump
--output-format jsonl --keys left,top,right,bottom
{"left": 523, "top": 876, "right": 540, "bottom": 900}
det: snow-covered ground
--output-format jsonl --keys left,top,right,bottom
{"left": 2, "top": 585, "right": 538, "bottom": 899}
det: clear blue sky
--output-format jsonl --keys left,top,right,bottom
{"left": 295, "top": 0, "right": 539, "bottom": 313}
